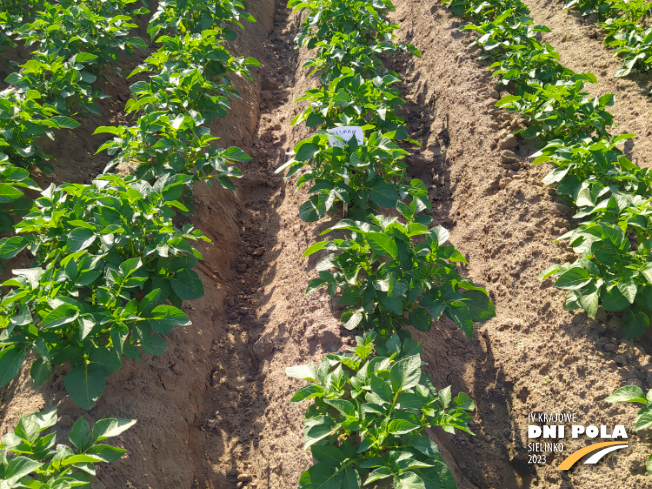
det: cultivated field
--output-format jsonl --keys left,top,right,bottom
{"left": 2, "top": 0, "right": 652, "bottom": 488}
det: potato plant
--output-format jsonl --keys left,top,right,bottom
{"left": 0, "top": 0, "right": 146, "bottom": 189}
{"left": 277, "top": 130, "right": 428, "bottom": 222}
{"left": 1, "top": 406, "right": 135, "bottom": 488}
{"left": 94, "top": 2, "right": 259, "bottom": 192}
{"left": 606, "top": 385, "right": 652, "bottom": 472}
{"left": 147, "top": 0, "right": 256, "bottom": 41}
{"left": 95, "top": 113, "right": 250, "bottom": 191}
{"left": 495, "top": 86, "right": 614, "bottom": 142}
{"left": 301, "top": 33, "right": 413, "bottom": 84}
{"left": 0, "top": 174, "right": 204, "bottom": 408}
{"left": 289, "top": 0, "right": 419, "bottom": 80}
{"left": 94, "top": 30, "right": 259, "bottom": 189}
{"left": 290, "top": 70, "right": 411, "bottom": 137}
{"left": 126, "top": 30, "right": 260, "bottom": 120}
{"left": 8, "top": 0, "right": 148, "bottom": 118}
{"left": 6, "top": 52, "right": 109, "bottom": 116}
{"left": 0, "top": 0, "right": 149, "bottom": 243}
{"left": 0, "top": 0, "right": 45, "bottom": 51}
{"left": 304, "top": 212, "right": 495, "bottom": 341}
{"left": 17, "top": 0, "right": 147, "bottom": 64}
{"left": 535, "top": 136, "right": 652, "bottom": 338}
{"left": 288, "top": 332, "right": 473, "bottom": 489}
{"left": 0, "top": 88, "right": 79, "bottom": 173}
{"left": 276, "top": 11, "right": 429, "bottom": 224}
{"left": 0, "top": 157, "right": 40, "bottom": 237}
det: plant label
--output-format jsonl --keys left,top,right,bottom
{"left": 327, "top": 126, "right": 363, "bottom": 148}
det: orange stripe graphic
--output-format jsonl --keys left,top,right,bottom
{"left": 556, "top": 442, "right": 628, "bottom": 470}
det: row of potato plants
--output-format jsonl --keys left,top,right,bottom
{"left": 1, "top": 0, "right": 260, "bottom": 485}
{"left": 564, "top": 0, "right": 652, "bottom": 78}
{"left": 0, "top": 0, "right": 44, "bottom": 51}
{"left": 0, "top": 1, "right": 146, "bottom": 483}
{"left": 443, "top": 0, "right": 652, "bottom": 473}
{"left": 0, "top": 0, "right": 150, "bottom": 166}
{"left": 279, "top": 0, "right": 496, "bottom": 487}
{"left": 444, "top": 0, "right": 652, "bottom": 336}
{"left": 0, "top": 0, "right": 257, "bottom": 406}
{"left": 0, "top": 0, "right": 150, "bottom": 241}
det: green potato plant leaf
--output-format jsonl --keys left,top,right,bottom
{"left": 0, "top": 407, "right": 135, "bottom": 487}
{"left": 288, "top": 333, "right": 474, "bottom": 487}
{"left": 0, "top": 175, "right": 209, "bottom": 407}
{"left": 304, "top": 214, "right": 494, "bottom": 341}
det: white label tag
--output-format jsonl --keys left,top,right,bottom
{"left": 327, "top": 126, "right": 364, "bottom": 148}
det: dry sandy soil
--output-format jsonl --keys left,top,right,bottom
{"left": 3, "top": 0, "right": 652, "bottom": 488}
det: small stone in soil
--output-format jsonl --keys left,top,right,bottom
{"left": 488, "top": 177, "right": 501, "bottom": 190}
{"left": 253, "top": 336, "right": 273, "bottom": 360}
{"left": 499, "top": 135, "right": 518, "bottom": 149}
{"left": 500, "top": 150, "right": 518, "bottom": 163}
{"left": 554, "top": 203, "right": 572, "bottom": 215}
